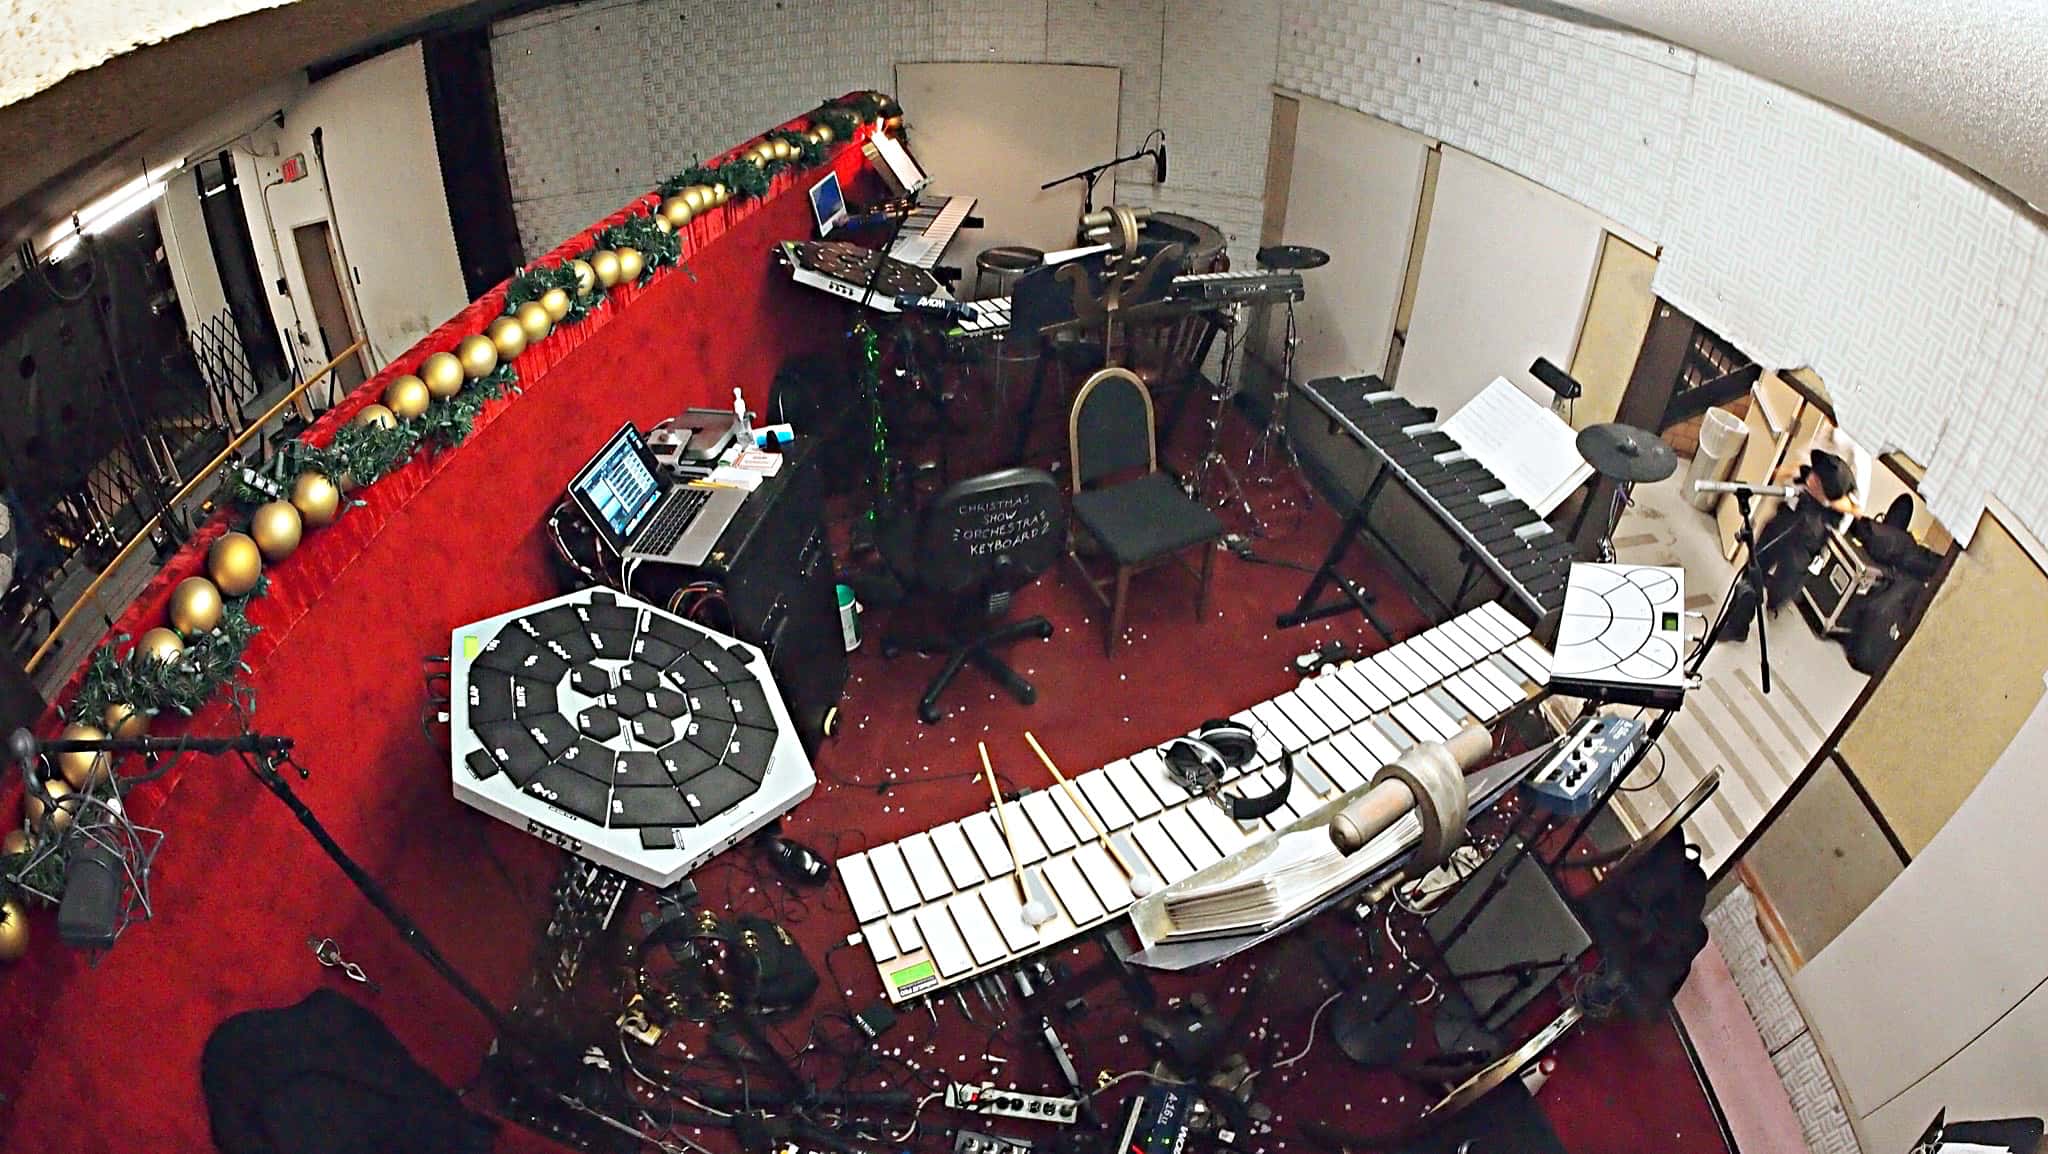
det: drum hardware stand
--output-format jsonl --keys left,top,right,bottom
{"left": 1248, "top": 296, "right": 1306, "bottom": 487}
{"left": 1189, "top": 302, "right": 1266, "bottom": 535}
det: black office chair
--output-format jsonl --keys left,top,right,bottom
{"left": 880, "top": 468, "right": 1065, "bottom": 724}
{"left": 1067, "top": 367, "right": 1224, "bottom": 654}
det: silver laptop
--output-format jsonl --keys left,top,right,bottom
{"left": 568, "top": 423, "right": 745, "bottom": 568}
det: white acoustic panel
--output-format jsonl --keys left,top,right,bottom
{"left": 1397, "top": 146, "right": 1608, "bottom": 414}
{"left": 1795, "top": 695, "right": 2048, "bottom": 1124}
{"left": 1275, "top": 96, "right": 1429, "bottom": 380}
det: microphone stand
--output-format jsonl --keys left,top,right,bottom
{"left": 1040, "top": 146, "right": 1162, "bottom": 214}
{"left": 1697, "top": 488, "right": 1773, "bottom": 694}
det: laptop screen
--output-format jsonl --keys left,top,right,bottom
{"left": 809, "top": 171, "right": 848, "bottom": 236}
{"left": 571, "top": 425, "right": 663, "bottom": 542}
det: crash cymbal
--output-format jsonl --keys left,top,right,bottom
{"left": 1254, "top": 244, "right": 1330, "bottom": 270}
{"left": 1576, "top": 422, "right": 1677, "bottom": 483}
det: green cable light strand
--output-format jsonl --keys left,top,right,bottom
{"left": 854, "top": 321, "right": 893, "bottom": 520}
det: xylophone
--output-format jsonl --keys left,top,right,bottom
{"left": 836, "top": 602, "right": 1553, "bottom": 1002}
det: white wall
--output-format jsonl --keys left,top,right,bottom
{"left": 488, "top": 0, "right": 1277, "bottom": 267}
{"left": 155, "top": 169, "right": 228, "bottom": 336}
{"left": 248, "top": 41, "right": 467, "bottom": 374}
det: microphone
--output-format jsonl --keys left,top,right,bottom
{"left": 1152, "top": 139, "right": 1167, "bottom": 183}
{"left": 1693, "top": 479, "right": 1798, "bottom": 501}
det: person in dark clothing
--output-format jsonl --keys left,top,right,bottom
{"left": 1721, "top": 449, "right": 1856, "bottom": 641}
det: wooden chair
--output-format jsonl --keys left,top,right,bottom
{"left": 1065, "top": 368, "right": 1224, "bottom": 654}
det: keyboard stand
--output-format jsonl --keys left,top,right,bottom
{"left": 1277, "top": 468, "right": 1396, "bottom": 639}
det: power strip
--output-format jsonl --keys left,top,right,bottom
{"left": 946, "top": 1083, "right": 1081, "bottom": 1125}
{"left": 954, "top": 1130, "right": 1033, "bottom": 1154}
{"left": 1524, "top": 714, "right": 1648, "bottom": 816}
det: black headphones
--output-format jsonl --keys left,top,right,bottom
{"left": 1161, "top": 719, "right": 1292, "bottom": 822}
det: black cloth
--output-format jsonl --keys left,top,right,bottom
{"left": 1573, "top": 836, "right": 1709, "bottom": 1020}
{"left": 1721, "top": 498, "right": 1832, "bottom": 641}
{"left": 202, "top": 989, "right": 497, "bottom": 1154}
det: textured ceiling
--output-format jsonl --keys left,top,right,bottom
{"left": 0, "top": 0, "right": 295, "bottom": 109}
{"left": 0, "top": 0, "right": 477, "bottom": 246}
{"left": 1541, "top": 0, "right": 2048, "bottom": 212}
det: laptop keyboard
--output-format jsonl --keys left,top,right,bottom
{"left": 640, "top": 487, "right": 712, "bottom": 554}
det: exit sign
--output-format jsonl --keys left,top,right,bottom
{"left": 279, "top": 153, "right": 308, "bottom": 183}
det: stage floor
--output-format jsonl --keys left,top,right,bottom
{"left": 2, "top": 400, "right": 1733, "bottom": 1154}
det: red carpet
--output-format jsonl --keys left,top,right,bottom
{"left": 0, "top": 116, "right": 1728, "bottom": 1153}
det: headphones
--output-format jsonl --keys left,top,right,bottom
{"left": 1161, "top": 719, "right": 1292, "bottom": 822}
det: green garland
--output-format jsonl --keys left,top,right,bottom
{"left": 506, "top": 260, "right": 603, "bottom": 326}
{"left": 64, "top": 582, "right": 265, "bottom": 727}
{"left": 596, "top": 210, "right": 682, "bottom": 284}
{"left": 3, "top": 831, "right": 67, "bottom": 906}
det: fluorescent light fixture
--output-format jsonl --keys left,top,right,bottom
{"left": 39, "top": 159, "right": 184, "bottom": 262}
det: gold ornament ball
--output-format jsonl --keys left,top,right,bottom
{"left": 169, "top": 576, "right": 224, "bottom": 634}
{"left": 589, "top": 250, "right": 621, "bottom": 289}
{"left": 515, "top": 302, "right": 553, "bottom": 344}
{"left": 0, "top": 899, "right": 26, "bottom": 964}
{"left": 61, "top": 723, "right": 117, "bottom": 786}
{"left": 680, "top": 186, "right": 710, "bottom": 213}
{"left": 291, "top": 472, "right": 341, "bottom": 527}
{"left": 540, "top": 287, "right": 572, "bottom": 322}
{"left": 487, "top": 315, "right": 529, "bottom": 361}
{"left": 654, "top": 215, "right": 672, "bottom": 235}
{"left": 353, "top": 403, "right": 398, "bottom": 430}
{"left": 1, "top": 829, "right": 26, "bottom": 858}
{"left": 102, "top": 702, "right": 149, "bottom": 743}
{"left": 712, "top": 183, "right": 731, "bottom": 204}
{"left": 814, "top": 123, "right": 834, "bottom": 144}
{"left": 208, "top": 531, "right": 264, "bottom": 597}
{"left": 458, "top": 334, "right": 499, "bottom": 379}
{"left": 571, "top": 259, "right": 597, "bottom": 295}
{"left": 383, "top": 376, "right": 431, "bottom": 421}
{"left": 662, "top": 196, "right": 695, "bottom": 229}
{"left": 420, "top": 352, "right": 465, "bottom": 398}
{"left": 775, "top": 138, "right": 798, "bottom": 161}
{"left": 136, "top": 626, "right": 185, "bottom": 665}
{"left": 250, "top": 500, "right": 303, "bottom": 562}
{"left": 617, "top": 247, "right": 645, "bottom": 284}
{"left": 26, "top": 778, "right": 75, "bottom": 834}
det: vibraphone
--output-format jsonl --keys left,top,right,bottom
{"left": 1285, "top": 374, "right": 1579, "bottom": 636}
{"left": 836, "top": 602, "right": 1553, "bottom": 1002}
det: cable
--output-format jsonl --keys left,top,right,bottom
{"left": 1267, "top": 988, "right": 1343, "bottom": 1076}
{"left": 1619, "top": 739, "right": 1668, "bottom": 792}
{"left": 889, "top": 1091, "right": 943, "bottom": 1142}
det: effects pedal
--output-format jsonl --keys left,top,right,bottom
{"left": 946, "top": 1083, "right": 1081, "bottom": 1125}
{"left": 1116, "top": 1084, "right": 1199, "bottom": 1154}
{"left": 1524, "top": 714, "right": 1648, "bottom": 815}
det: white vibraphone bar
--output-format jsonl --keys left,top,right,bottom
{"left": 836, "top": 602, "right": 1554, "bottom": 1003}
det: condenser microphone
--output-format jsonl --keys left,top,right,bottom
{"left": 1153, "top": 138, "right": 1167, "bottom": 183}
{"left": 1693, "top": 479, "right": 1798, "bottom": 501}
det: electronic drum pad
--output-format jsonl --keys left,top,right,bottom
{"left": 1549, "top": 563, "right": 1688, "bottom": 708}
{"left": 448, "top": 588, "right": 815, "bottom": 885}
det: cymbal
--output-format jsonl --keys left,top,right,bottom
{"left": 1576, "top": 423, "right": 1677, "bottom": 483}
{"left": 1255, "top": 244, "right": 1330, "bottom": 270}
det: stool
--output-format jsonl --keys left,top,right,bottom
{"left": 974, "top": 245, "right": 1044, "bottom": 300}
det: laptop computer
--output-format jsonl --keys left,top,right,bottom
{"left": 568, "top": 422, "right": 746, "bottom": 569}
{"left": 809, "top": 170, "right": 850, "bottom": 236}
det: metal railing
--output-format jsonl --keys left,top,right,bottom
{"left": 22, "top": 337, "right": 365, "bottom": 678}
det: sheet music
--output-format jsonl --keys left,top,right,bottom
{"left": 1439, "top": 376, "right": 1593, "bottom": 516}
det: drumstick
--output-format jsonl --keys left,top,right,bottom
{"left": 1023, "top": 731, "right": 1158, "bottom": 898}
{"left": 981, "top": 741, "right": 1053, "bottom": 927}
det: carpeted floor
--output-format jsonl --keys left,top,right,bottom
{"left": 1, "top": 264, "right": 1730, "bottom": 1154}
